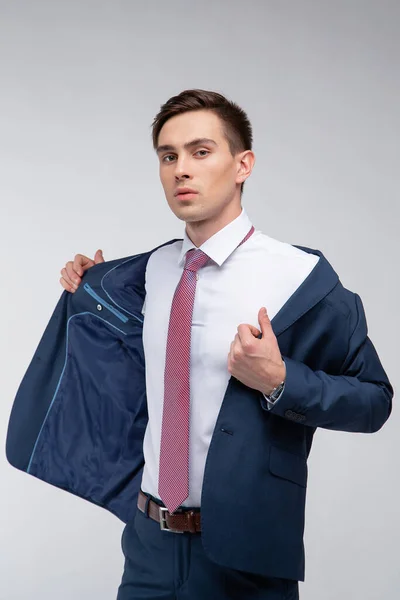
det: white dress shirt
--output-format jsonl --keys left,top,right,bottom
{"left": 140, "top": 207, "right": 319, "bottom": 507}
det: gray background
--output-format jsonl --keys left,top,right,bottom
{"left": 0, "top": 1, "right": 398, "bottom": 598}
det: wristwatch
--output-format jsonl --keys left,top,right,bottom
{"left": 264, "top": 380, "right": 285, "bottom": 403}
{"left": 264, "top": 358, "right": 286, "bottom": 403}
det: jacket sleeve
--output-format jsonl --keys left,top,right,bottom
{"left": 262, "top": 293, "right": 394, "bottom": 432}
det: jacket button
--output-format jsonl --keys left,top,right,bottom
{"left": 284, "top": 409, "right": 306, "bottom": 423}
{"left": 97, "top": 304, "right": 103, "bottom": 311}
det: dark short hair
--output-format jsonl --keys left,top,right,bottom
{"left": 151, "top": 89, "right": 253, "bottom": 195}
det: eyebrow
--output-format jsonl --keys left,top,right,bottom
{"left": 156, "top": 137, "right": 218, "bottom": 155}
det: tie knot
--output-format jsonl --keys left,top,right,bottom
{"left": 184, "top": 248, "right": 210, "bottom": 273}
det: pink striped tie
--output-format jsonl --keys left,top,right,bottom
{"left": 158, "top": 226, "right": 255, "bottom": 513}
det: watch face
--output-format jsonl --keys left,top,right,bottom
{"left": 271, "top": 383, "right": 284, "bottom": 399}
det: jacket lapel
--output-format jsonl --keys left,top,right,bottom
{"left": 270, "top": 246, "right": 339, "bottom": 338}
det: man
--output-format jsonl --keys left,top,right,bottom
{"left": 6, "top": 89, "right": 393, "bottom": 599}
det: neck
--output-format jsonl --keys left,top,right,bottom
{"left": 185, "top": 202, "right": 242, "bottom": 248}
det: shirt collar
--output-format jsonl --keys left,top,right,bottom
{"left": 178, "top": 206, "right": 254, "bottom": 268}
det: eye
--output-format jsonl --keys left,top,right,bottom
{"left": 161, "top": 149, "right": 209, "bottom": 163}
{"left": 162, "top": 154, "right": 175, "bottom": 163}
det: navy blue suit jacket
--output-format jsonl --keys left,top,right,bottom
{"left": 6, "top": 240, "right": 393, "bottom": 582}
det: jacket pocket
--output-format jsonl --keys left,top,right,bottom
{"left": 269, "top": 445, "right": 308, "bottom": 488}
{"left": 83, "top": 283, "right": 129, "bottom": 323}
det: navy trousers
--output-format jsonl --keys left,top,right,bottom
{"left": 116, "top": 491, "right": 299, "bottom": 600}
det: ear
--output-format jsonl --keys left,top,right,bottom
{"left": 236, "top": 150, "right": 256, "bottom": 184}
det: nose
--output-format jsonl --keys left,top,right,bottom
{"left": 174, "top": 156, "right": 191, "bottom": 180}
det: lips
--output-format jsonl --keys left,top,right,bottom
{"left": 174, "top": 188, "right": 198, "bottom": 196}
{"left": 175, "top": 192, "right": 198, "bottom": 200}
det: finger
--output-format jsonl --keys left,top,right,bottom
{"left": 94, "top": 249, "right": 105, "bottom": 264}
{"left": 73, "top": 254, "right": 94, "bottom": 277}
{"left": 61, "top": 267, "right": 78, "bottom": 291}
{"left": 236, "top": 324, "right": 259, "bottom": 347}
{"left": 227, "top": 341, "right": 234, "bottom": 370}
{"left": 65, "top": 262, "right": 81, "bottom": 287}
{"left": 59, "top": 276, "right": 76, "bottom": 293}
{"left": 232, "top": 334, "right": 243, "bottom": 356}
{"left": 247, "top": 324, "right": 262, "bottom": 337}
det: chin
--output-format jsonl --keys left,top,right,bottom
{"left": 172, "top": 202, "right": 196, "bottom": 214}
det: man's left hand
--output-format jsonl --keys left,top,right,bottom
{"left": 227, "top": 307, "right": 286, "bottom": 395}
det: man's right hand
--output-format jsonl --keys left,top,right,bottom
{"left": 60, "top": 249, "right": 105, "bottom": 293}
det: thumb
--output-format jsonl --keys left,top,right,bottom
{"left": 94, "top": 249, "right": 105, "bottom": 264}
{"left": 258, "top": 307, "right": 272, "bottom": 336}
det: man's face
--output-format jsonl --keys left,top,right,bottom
{"left": 156, "top": 110, "right": 249, "bottom": 224}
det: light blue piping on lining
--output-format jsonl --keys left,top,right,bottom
{"left": 83, "top": 283, "right": 129, "bottom": 323}
{"left": 99, "top": 240, "right": 182, "bottom": 323}
{"left": 100, "top": 254, "right": 144, "bottom": 323}
{"left": 26, "top": 311, "right": 127, "bottom": 474}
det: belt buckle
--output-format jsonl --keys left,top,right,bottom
{"left": 159, "top": 506, "right": 184, "bottom": 533}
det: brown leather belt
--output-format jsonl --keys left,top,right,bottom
{"left": 137, "top": 490, "right": 201, "bottom": 533}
